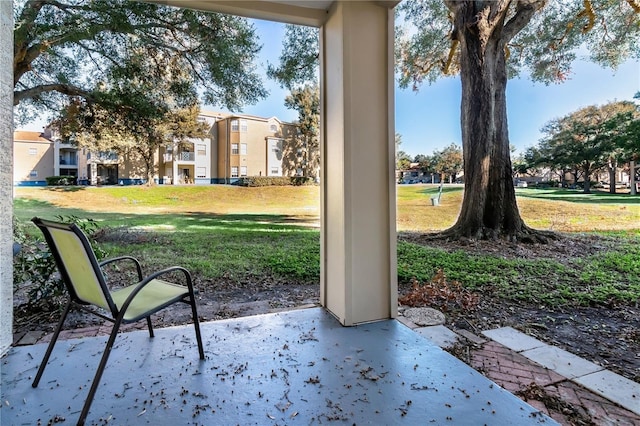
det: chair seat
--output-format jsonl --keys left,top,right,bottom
{"left": 110, "top": 279, "right": 190, "bottom": 322}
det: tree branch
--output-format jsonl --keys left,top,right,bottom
{"left": 502, "top": 0, "right": 546, "bottom": 43}
{"left": 14, "top": 83, "right": 92, "bottom": 106}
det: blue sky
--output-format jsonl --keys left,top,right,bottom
{"left": 243, "top": 19, "right": 639, "bottom": 159}
{"left": 22, "top": 18, "right": 639, "bottom": 159}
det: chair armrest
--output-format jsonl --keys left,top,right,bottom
{"left": 116, "top": 266, "right": 195, "bottom": 318}
{"left": 99, "top": 256, "right": 144, "bottom": 282}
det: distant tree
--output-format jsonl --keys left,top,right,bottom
{"left": 536, "top": 101, "right": 639, "bottom": 193}
{"left": 267, "top": 25, "right": 320, "bottom": 179}
{"left": 14, "top": 0, "right": 266, "bottom": 123}
{"left": 267, "top": 25, "right": 319, "bottom": 89}
{"left": 432, "top": 143, "right": 463, "bottom": 183}
{"left": 396, "top": 0, "right": 639, "bottom": 241}
{"left": 284, "top": 85, "right": 320, "bottom": 179}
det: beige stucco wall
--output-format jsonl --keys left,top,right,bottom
{"left": 13, "top": 141, "right": 55, "bottom": 183}
{"left": 1, "top": 0, "right": 14, "bottom": 356}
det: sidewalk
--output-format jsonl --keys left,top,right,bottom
{"left": 398, "top": 314, "right": 640, "bottom": 426}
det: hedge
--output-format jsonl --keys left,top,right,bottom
{"left": 46, "top": 176, "right": 77, "bottom": 186}
{"left": 237, "top": 176, "right": 315, "bottom": 187}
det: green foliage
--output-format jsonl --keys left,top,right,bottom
{"left": 397, "top": 1, "right": 640, "bottom": 88}
{"left": 13, "top": 215, "right": 106, "bottom": 306}
{"left": 266, "top": 24, "right": 319, "bottom": 90}
{"left": 284, "top": 85, "right": 320, "bottom": 179}
{"left": 45, "top": 176, "right": 77, "bottom": 186}
{"left": 397, "top": 240, "right": 640, "bottom": 307}
{"left": 14, "top": 0, "right": 266, "bottom": 121}
{"left": 237, "top": 177, "right": 315, "bottom": 187}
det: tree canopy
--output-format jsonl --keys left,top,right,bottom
{"left": 56, "top": 48, "right": 210, "bottom": 183}
{"left": 528, "top": 100, "right": 639, "bottom": 193}
{"left": 13, "top": 0, "right": 267, "bottom": 123}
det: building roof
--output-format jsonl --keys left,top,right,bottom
{"left": 13, "top": 130, "right": 52, "bottom": 143}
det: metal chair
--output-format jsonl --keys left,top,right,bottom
{"left": 30, "top": 217, "right": 205, "bottom": 425}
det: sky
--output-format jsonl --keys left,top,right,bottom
{"left": 21, "top": 18, "right": 639, "bottom": 158}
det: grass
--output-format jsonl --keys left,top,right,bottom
{"left": 13, "top": 184, "right": 640, "bottom": 308}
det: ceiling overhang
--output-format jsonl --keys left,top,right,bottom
{"left": 143, "top": 1, "right": 399, "bottom": 27}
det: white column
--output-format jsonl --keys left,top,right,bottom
{"left": 54, "top": 141, "right": 61, "bottom": 176}
{"left": 1, "top": 0, "right": 14, "bottom": 356}
{"left": 320, "top": 2, "right": 397, "bottom": 325}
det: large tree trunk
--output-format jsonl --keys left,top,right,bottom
{"left": 444, "top": 2, "right": 532, "bottom": 241}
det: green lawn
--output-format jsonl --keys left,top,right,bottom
{"left": 13, "top": 185, "right": 640, "bottom": 308}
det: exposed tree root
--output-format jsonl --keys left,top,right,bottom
{"left": 407, "top": 225, "right": 559, "bottom": 244}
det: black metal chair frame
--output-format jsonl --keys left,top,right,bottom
{"left": 30, "top": 217, "right": 205, "bottom": 426}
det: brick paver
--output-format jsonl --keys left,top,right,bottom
{"left": 470, "top": 339, "right": 640, "bottom": 425}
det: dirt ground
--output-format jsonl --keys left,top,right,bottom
{"left": 13, "top": 234, "right": 639, "bottom": 385}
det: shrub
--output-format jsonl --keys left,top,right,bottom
{"left": 237, "top": 176, "right": 315, "bottom": 187}
{"left": 46, "top": 175, "right": 77, "bottom": 186}
{"left": 13, "top": 215, "right": 106, "bottom": 308}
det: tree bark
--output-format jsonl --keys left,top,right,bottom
{"left": 442, "top": 1, "right": 549, "bottom": 242}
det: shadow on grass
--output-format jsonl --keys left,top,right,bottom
{"left": 43, "top": 186, "right": 88, "bottom": 193}
{"left": 516, "top": 188, "right": 640, "bottom": 205}
{"left": 14, "top": 199, "right": 319, "bottom": 232}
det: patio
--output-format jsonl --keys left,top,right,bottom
{"left": 1, "top": 307, "right": 555, "bottom": 425}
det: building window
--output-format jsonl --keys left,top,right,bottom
{"left": 270, "top": 167, "right": 279, "bottom": 176}
{"left": 30, "top": 170, "right": 37, "bottom": 177}
{"left": 231, "top": 120, "right": 239, "bottom": 131}
{"left": 240, "top": 166, "right": 247, "bottom": 177}
{"left": 196, "top": 167, "right": 206, "bottom": 178}
{"left": 231, "top": 166, "right": 239, "bottom": 178}
{"left": 297, "top": 168, "right": 303, "bottom": 176}
{"left": 240, "top": 143, "right": 247, "bottom": 155}
{"left": 29, "top": 148, "right": 37, "bottom": 156}
{"left": 231, "top": 143, "right": 239, "bottom": 155}
{"left": 197, "top": 144, "right": 206, "bottom": 156}
{"left": 240, "top": 119, "right": 248, "bottom": 132}
{"left": 270, "top": 124, "right": 277, "bottom": 132}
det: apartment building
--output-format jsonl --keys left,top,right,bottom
{"left": 14, "top": 128, "right": 78, "bottom": 186}
{"left": 14, "top": 111, "right": 302, "bottom": 186}
{"left": 211, "top": 114, "right": 300, "bottom": 183}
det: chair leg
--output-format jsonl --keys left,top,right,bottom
{"left": 189, "top": 298, "right": 205, "bottom": 359}
{"left": 146, "top": 316, "right": 154, "bottom": 338}
{"left": 32, "top": 300, "right": 72, "bottom": 388}
{"left": 77, "top": 317, "right": 123, "bottom": 426}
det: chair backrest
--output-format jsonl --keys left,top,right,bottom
{"left": 32, "top": 218, "right": 117, "bottom": 315}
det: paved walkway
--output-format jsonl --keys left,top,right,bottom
{"left": 398, "top": 317, "right": 640, "bottom": 426}
{"left": 12, "top": 308, "right": 640, "bottom": 426}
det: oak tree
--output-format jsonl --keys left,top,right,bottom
{"left": 398, "top": 0, "right": 639, "bottom": 241}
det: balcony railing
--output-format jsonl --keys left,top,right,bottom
{"left": 179, "top": 152, "right": 195, "bottom": 161}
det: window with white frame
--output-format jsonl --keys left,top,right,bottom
{"left": 240, "top": 143, "right": 247, "bottom": 155}
{"left": 270, "top": 167, "right": 279, "bottom": 176}
{"left": 270, "top": 124, "right": 277, "bottom": 132}
{"left": 231, "top": 166, "right": 239, "bottom": 178}
{"left": 197, "top": 144, "right": 206, "bottom": 156}
{"left": 231, "top": 143, "right": 239, "bottom": 155}
{"left": 196, "top": 167, "right": 206, "bottom": 178}
{"left": 240, "top": 119, "right": 248, "bottom": 132}
{"left": 28, "top": 148, "right": 37, "bottom": 156}
{"left": 240, "top": 166, "right": 247, "bottom": 177}
{"left": 231, "top": 120, "right": 239, "bottom": 131}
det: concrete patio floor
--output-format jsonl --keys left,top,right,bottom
{"left": 1, "top": 307, "right": 555, "bottom": 425}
